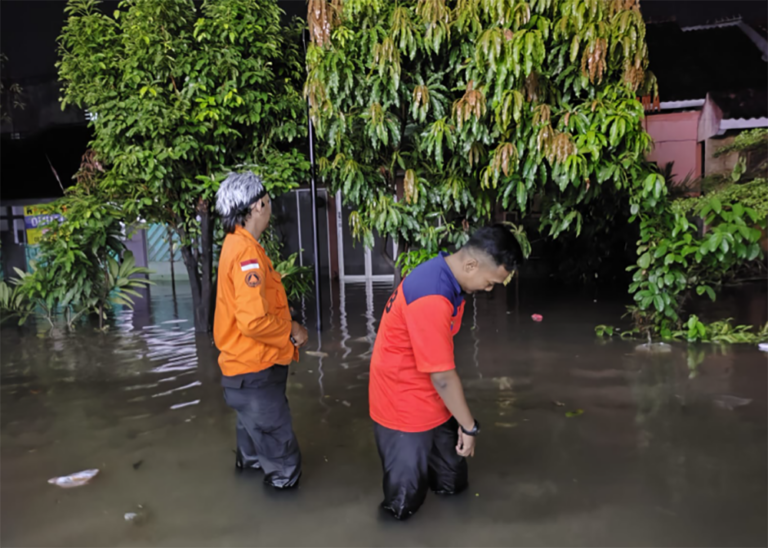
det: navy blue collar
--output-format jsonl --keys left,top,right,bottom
{"left": 437, "top": 251, "right": 463, "bottom": 302}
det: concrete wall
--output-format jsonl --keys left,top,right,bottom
{"left": 645, "top": 111, "right": 703, "bottom": 185}
{"left": 705, "top": 135, "right": 739, "bottom": 176}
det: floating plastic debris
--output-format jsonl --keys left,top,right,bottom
{"left": 48, "top": 469, "right": 99, "bottom": 488}
{"left": 124, "top": 505, "right": 148, "bottom": 525}
{"left": 341, "top": 400, "right": 351, "bottom": 407}
{"left": 759, "top": 343, "right": 768, "bottom": 353}
{"left": 304, "top": 351, "right": 329, "bottom": 358}
{"left": 635, "top": 342, "right": 672, "bottom": 353}
{"left": 713, "top": 395, "right": 752, "bottom": 410}
{"left": 531, "top": 314, "right": 543, "bottom": 322}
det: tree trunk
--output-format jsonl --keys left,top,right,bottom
{"left": 180, "top": 200, "right": 215, "bottom": 333}
{"left": 199, "top": 200, "right": 215, "bottom": 332}
{"left": 393, "top": 239, "right": 406, "bottom": 287}
{"left": 393, "top": 174, "right": 405, "bottom": 287}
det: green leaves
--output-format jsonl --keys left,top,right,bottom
{"left": 9, "top": 182, "right": 153, "bottom": 330}
{"left": 669, "top": 315, "right": 768, "bottom": 344}
{"left": 308, "top": 0, "right": 659, "bottom": 253}
{"left": 59, "top": 0, "right": 308, "bottom": 329}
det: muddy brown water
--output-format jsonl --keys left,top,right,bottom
{"left": 1, "top": 281, "right": 766, "bottom": 547}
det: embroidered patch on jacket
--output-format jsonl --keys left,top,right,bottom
{"left": 240, "top": 259, "right": 260, "bottom": 272}
{"left": 245, "top": 271, "right": 261, "bottom": 288}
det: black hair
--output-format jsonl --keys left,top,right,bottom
{"left": 463, "top": 224, "right": 520, "bottom": 271}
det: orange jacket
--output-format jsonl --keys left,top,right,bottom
{"left": 214, "top": 226, "right": 298, "bottom": 376}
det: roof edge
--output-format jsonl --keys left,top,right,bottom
{"left": 680, "top": 18, "right": 742, "bottom": 32}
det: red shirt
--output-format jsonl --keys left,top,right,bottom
{"left": 369, "top": 253, "right": 465, "bottom": 432}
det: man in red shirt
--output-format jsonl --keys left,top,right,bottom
{"left": 369, "top": 225, "right": 520, "bottom": 519}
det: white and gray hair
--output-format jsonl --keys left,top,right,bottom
{"left": 216, "top": 171, "right": 267, "bottom": 233}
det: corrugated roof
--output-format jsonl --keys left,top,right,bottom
{"left": 710, "top": 89, "right": 768, "bottom": 119}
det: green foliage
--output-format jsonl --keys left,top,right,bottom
{"left": 625, "top": 126, "right": 767, "bottom": 339}
{"left": 307, "top": 0, "right": 657, "bottom": 253}
{"left": 0, "top": 52, "right": 25, "bottom": 124}
{"left": 594, "top": 324, "right": 615, "bottom": 337}
{"left": 595, "top": 316, "right": 768, "bottom": 344}
{"left": 674, "top": 179, "right": 768, "bottom": 220}
{"left": 0, "top": 279, "right": 34, "bottom": 322}
{"left": 671, "top": 316, "right": 768, "bottom": 344}
{"left": 273, "top": 252, "right": 313, "bottom": 302}
{"left": 713, "top": 128, "right": 768, "bottom": 158}
{"left": 502, "top": 221, "right": 533, "bottom": 259}
{"left": 9, "top": 186, "right": 152, "bottom": 330}
{"left": 259, "top": 226, "right": 313, "bottom": 303}
{"left": 396, "top": 247, "right": 447, "bottom": 276}
{"left": 57, "top": 0, "right": 309, "bottom": 330}
{"left": 627, "top": 189, "right": 765, "bottom": 338}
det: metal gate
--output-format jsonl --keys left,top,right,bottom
{"left": 334, "top": 190, "right": 396, "bottom": 284}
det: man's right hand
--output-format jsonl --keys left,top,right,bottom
{"left": 291, "top": 321, "right": 308, "bottom": 347}
{"left": 456, "top": 428, "right": 476, "bottom": 457}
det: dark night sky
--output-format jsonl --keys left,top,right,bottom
{"left": 1, "top": 0, "right": 766, "bottom": 82}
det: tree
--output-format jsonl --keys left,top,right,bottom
{"left": 305, "top": 0, "right": 657, "bottom": 260}
{"left": 4, "top": 152, "right": 152, "bottom": 330}
{"left": 0, "top": 53, "right": 25, "bottom": 125}
{"left": 58, "top": 0, "right": 309, "bottom": 332}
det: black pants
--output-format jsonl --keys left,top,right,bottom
{"left": 374, "top": 418, "right": 468, "bottom": 520}
{"left": 222, "top": 365, "right": 301, "bottom": 489}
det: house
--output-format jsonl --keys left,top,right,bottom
{"left": 643, "top": 19, "right": 767, "bottom": 188}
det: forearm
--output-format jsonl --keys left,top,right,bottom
{"left": 239, "top": 314, "right": 292, "bottom": 342}
{"left": 431, "top": 370, "right": 474, "bottom": 431}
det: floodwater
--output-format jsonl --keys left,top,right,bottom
{"left": 1, "top": 280, "right": 766, "bottom": 547}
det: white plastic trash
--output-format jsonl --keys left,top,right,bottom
{"left": 758, "top": 343, "right": 768, "bottom": 353}
{"left": 713, "top": 395, "right": 752, "bottom": 410}
{"left": 634, "top": 342, "right": 672, "bottom": 353}
{"left": 48, "top": 469, "right": 99, "bottom": 488}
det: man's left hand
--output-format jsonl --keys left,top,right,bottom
{"left": 291, "top": 321, "right": 309, "bottom": 347}
{"left": 456, "top": 429, "right": 476, "bottom": 457}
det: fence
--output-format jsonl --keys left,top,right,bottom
{"left": 146, "top": 225, "right": 181, "bottom": 263}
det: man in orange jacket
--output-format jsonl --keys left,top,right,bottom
{"left": 214, "top": 171, "right": 308, "bottom": 489}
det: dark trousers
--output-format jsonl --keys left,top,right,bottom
{"left": 374, "top": 418, "right": 468, "bottom": 520}
{"left": 222, "top": 365, "right": 301, "bottom": 489}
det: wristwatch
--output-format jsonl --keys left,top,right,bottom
{"left": 460, "top": 419, "right": 480, "bottom": 437}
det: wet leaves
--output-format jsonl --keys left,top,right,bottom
{"left": 565, "top": 409, "right": 584, "bottom": 418}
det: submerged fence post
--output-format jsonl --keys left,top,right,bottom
{"left": 167, "top": 227, "right": 176, "bottom": 299}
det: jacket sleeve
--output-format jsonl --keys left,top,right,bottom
{"left": 233, "top": 251, "right": 292, "bottom": 345}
